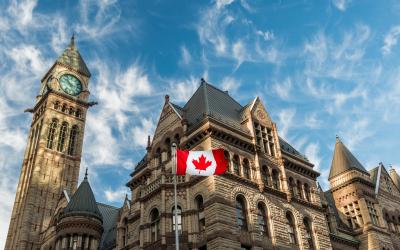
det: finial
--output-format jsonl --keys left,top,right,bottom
{"left": 147, "top": 135, "right": 151, "bottom": 148}
{"left": 84, "top": 167, "right": 88, "bottom": 180}
{"left": 125, "top": 193, "right": 128, "bottom": 200}
{"left": 379, "top": 162, "right": 383, "bottom": 167}
{"left": 70, "top": 33, "right": 76, "bottom": 48}
{"left": 200, "top": 77, "right": 206, "bottom": 84}
{"left": 335, "top": 135, "right": 340, "bottom": 142}
{"left": 165, "top": 95, "right": 169, "bottom": 103}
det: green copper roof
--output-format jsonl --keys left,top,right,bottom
{"left": 62, "top": 172, "right": 103, "bottom": 221}
{"left": 56, "top": 35, "right": 91, "bottom": 77}
{"left": 328, "top": 137, "right": 369, "bottom": 180}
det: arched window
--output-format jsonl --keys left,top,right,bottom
{"left": 296, "top": 180, "right": 303, "bottom": 199}
{"left": 57, "top": 122, "right": 68, "bottom": 152}
{"left": 286, "top": 211, "right": 297, "bottom": 245}
{"left": 172, "top": 206, "right": 182, "bottom": 235}
{"left": 243, "top": 159, "right": 250, "bottom": 179}
{"left": 289, "top": 178, "right": 295, "bottom": 197}
{"left": 304, "top": 183, "right": 311, "bottom": 202}
{"left": 196, "top": 195, "right": 205, "bottom": 232}
{"left": 257, "top": 203, "right": 269, "bottom": 237}
{"left": 150, "top": 209, "right": 160, "bottom": 242}
{"left": 61, "top": 104, "right": 67, "bottom": 113}
{"left": 174, "top": 133, "right": 180, "bottom": 145}
{"left": 304, "top": 218, "right": 314, "bottom": 249}
{"left": 67, "top": 125, "right": 79, "bottom": 156}
{"left": 236, "top": 196, "right": 247, "bottom": 231}
{"left": 46, "top": 119, "right": 58, "bottom": 149}
{"left": 233, "top": 155, "right": 240, "bottom": 175}
{"left": 272, "top": 169, "right": 280, "bottom": 190}
{"left": 54, "top": 101, "right": 59, "bottom": 110}
{"left": 69, "top": 107, "right": 75, "bottom": 115}
{"left": 75, "top": 109, "right": 81, "bottom": 118}
{"left": 224, "top": 151, "right": 230, "bottom": 173}
{"left": 262, "top": 165, "right": 269, "bottom": 186}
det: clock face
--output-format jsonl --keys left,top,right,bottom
{"left": 59, "top": 74, "right": 82, "bottom": 96}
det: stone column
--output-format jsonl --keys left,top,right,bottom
{"left": 84, "top": 236, "right": 90, "bottom": 250}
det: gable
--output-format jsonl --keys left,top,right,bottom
{"left": 250, "top": 97, "right": 273, "bottom": 127}
{"left": 378, "top": 167, "right": 400, "bottom": 196}
{"left": 152, "top": 102, "right": 182, "bottom": 144}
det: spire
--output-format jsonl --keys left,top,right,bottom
{"left": 328, "top": 137, "right": 369, "bottom": 180}
{"left": 61, "top": 175, "right": 103, "bottom": 222}
{"left": 84, "top": 167, "right": 88, "bottom": 180}
{"left": 56, "top": 35, "right": 91, "bottom": 77}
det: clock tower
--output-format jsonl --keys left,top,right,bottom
{"left": 5, "top": 36, "right": 93, "bottom": 250}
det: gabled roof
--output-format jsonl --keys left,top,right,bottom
{"left": 328, "top": 137, "right": 369, "bottom": 180}
{"left": 62, "top": 172, "right": 103, "bottom": 221}
{"left": 56, "top": 35, "right": 91, "bottom": 77}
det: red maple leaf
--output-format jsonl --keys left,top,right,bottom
{"left": 192, "top": 154, "right": 212, "bottom": 173}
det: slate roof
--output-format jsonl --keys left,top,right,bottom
{"left": 328, "top": 137, "right": 369, "bottom": 180}
{"left": 56, "top": 35, "right": 91, "bottom": 77}
{"left": 182, "top": 80, "right": 246, "bottom": 133}
{"left": 168, "top": 79, "right": 309, "bottom": 163}
{"left": 62, "top": 174, "right": 103, "bottom": 222}
{"left": 98, "top": 203, "right": 119, "bottom": 250}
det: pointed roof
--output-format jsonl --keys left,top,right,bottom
{"left": 328, "top": 137, "right": 369, "bottom": 180}
{"left": 56, "top": 35, "right": 91, "bottom": 77}
{"left": 61, "top": 169, "right": 103, "bottom": 221}
{"left": 183, "top": 78, "right": 245, "bottom": 132}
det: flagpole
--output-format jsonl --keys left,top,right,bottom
{"left": 171, "top": 143, "right": 179, "bottom": 250}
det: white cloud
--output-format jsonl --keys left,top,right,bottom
{"left": 256, "top": 30, "right": 275, "bottom": 41}
{"left": 168, "top": 76, "right": 199, "bottom": 103}
{"left": 179, "top": 45, "right": 192, "bottom": 66}
{"left": 7, "top": 0, "right": 38, "bottom": 30}
{"left": 220, "top": 76, "right": 240, "bottom": 93}
{"left": 271, "top": 77, "right": 292, "bottom": 100}
{"left": 277, "top": 108, "right": 296, "bottom": 139}
{"left": 105, "top": 187, "right": 128, "bottom": 202}
{"left": 382, "top": 26, "right": 400, "bottom": 55}
{"left": 305, "top": 113, "right": 322, "bottom": 129}
{"left": 232, "top": 40, "right": 247, "bottom": 69}
{"left": 132, "top": 118, "right": 156, "bottom": 147}
{"left": 304, "top": 142, "right": 321, "bottom": 170}
{"left": 332, "top": 0, "right": 352, "bottom": 11}
{"left": 6, "top": 45, "right": 47, "bottom": 75}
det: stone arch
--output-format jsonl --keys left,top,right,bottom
{"left": 231, "top": 186, "right": 253, "bottom": 207}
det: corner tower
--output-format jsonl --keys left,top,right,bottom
{"left": 328, "top": 137, "right": 390, "bottom": 250}
{"left": 5, "top": 36, "right": 93, "bottom": 250}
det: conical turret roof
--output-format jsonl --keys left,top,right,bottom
{"left": 328, "top": 137, "right": 369, "bottom": 180}
{"left": 56, "top": 35, "right": 91, "bottom": 77}
{"left": 62, "top": 170, "right": 102, "bottom": 222}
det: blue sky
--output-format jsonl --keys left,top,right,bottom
{"left": 1, "top": 0, "right": 400, "bottom": 246}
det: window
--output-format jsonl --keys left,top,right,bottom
{"left": 224, "top": 151, "right": 230, "bottom": 173}
{"left": 54, "top": 101, "right": 59, "bottom": 110}
{"left": 304, "top": 218, "right": 314, "bottom": 249}
{"left": 367, "top": 200, "right": 379, "bottom": 226}
{"left": 289, "top": 178, "right": 295, "bottom": 197}
{"left": 243, "top": 159, "right": 250, "bottom": 179}
{"left": 196, "top": 195, "right": 205, "bottom": 232}
{"left": 286, "top": 212, "right": 297, "bottom": 245}
{"left": 57, "top": 122, "right": 68, "bottom": 152}
{"left": 233, "top": 155, "right": 240, "bottom": 175}
{"left": 296, "top": 180, "right": 303, "bottom": 199}
{"left": 67, "top": 125, "right": 79, "bottom": 155}
{"left": 272, "top": 169, "right": 280, "bottom": 190}
{"left": 257, "top": 203, "right": 269, "bottom": 237}
{"left": 46, "top": 119, "right": 58, "bottom": 149}
{"left": 150, "top": 209, "right": 160, "bottom": 242}
{"left": 172, "top": 206, "right": 182, "bottom": 235}
{"left": 69, "top": 107, "right": 75, "bottom": 115}
{"left": 253, "top": 122, "right": 275, "bottom": 157}
{"left": 304, "top": 183, "right": 311, "bottom": 202}
{"left": 236, "top": 196, "right": 247, "bottom": 231}
{"left": 75, "top": 109, "right": 81, "bottom": 118}
{"left": 261, "top": 165, "right": 269, "bottom": 186}
{"left": 61, "top": 104, "right": 67, "bottom": 113}
{"left": 240, "top": 245, "right": 251, "bottom": 250}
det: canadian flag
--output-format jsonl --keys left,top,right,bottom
{"left": 176, "top": 149, "right": 227, "bottom": 176}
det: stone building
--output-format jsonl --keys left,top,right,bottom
{"left": 5, "top": 37, "right": 400, "bottom": 250}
